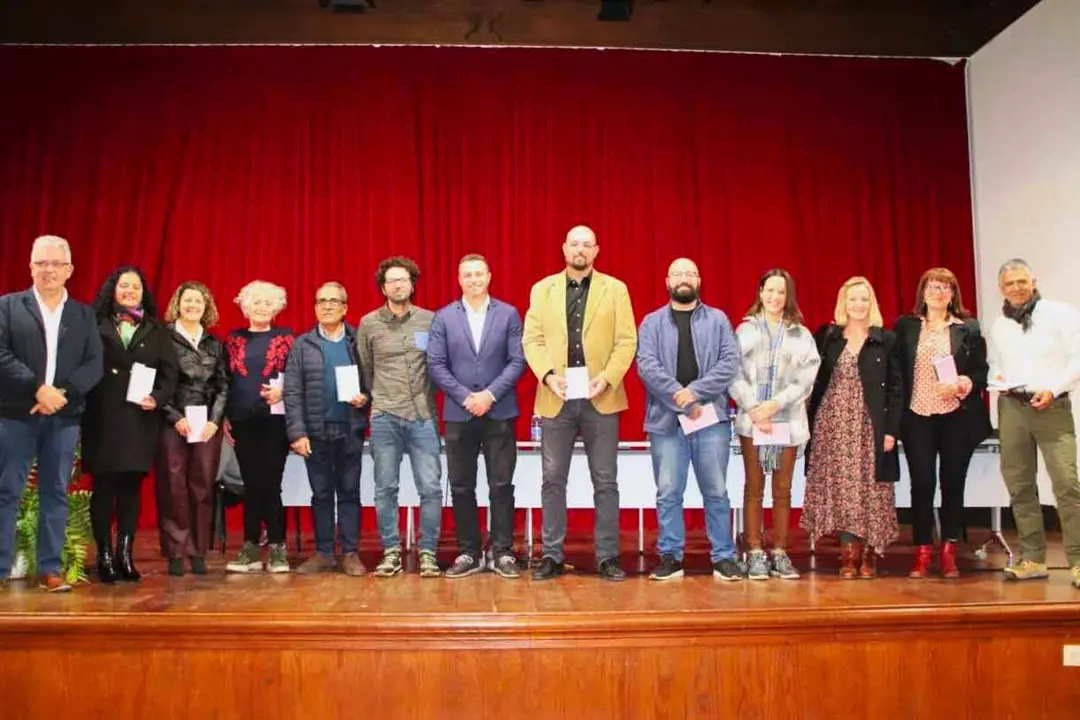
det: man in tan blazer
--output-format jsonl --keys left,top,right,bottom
{"left": 522, "top": 225, "right": 637, "bottom": 581}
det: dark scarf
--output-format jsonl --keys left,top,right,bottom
{"left": 1002, "top": 289, "right": 1040, "bottom": 332}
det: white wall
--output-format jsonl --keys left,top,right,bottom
{"left": 969, "top": 0, "right": 1080, "bottom": 315}
{"left": 968, "top": 0, "right": 1080, "bottom": 502}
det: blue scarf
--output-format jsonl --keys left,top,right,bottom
{"left": 754, "top": 314, "right": 785, "bottom": 471}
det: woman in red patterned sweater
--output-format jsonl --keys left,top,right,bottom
{"left": 223, "top": 280, "right": 295, "bottom": 574}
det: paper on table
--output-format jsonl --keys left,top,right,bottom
{"left": 126, "top": 362, "right": 156, "bottom": 404}
{"left": 565, "top": 366, "right": 590, "bottom": 400}
{"left": 753, "top": 421, "right": 792, "bottom": 446}
{"left": 335, "top": 365, "right": 361, "bottom": 402}
{"left": 185, "top": 405, "right": 208, "bottom": 444}
{"left": 932, "top": 355, "right": 959, "bottom": 384}
{"left": 677, "top": 402, "right": 720, "bottom": 435}
{"left": 268, "top": 375, "right": 285, "bottom": 415}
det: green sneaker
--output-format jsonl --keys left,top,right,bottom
{"left": 267, "top": 543, "right": 290, "bottom": 574}
{"left": 1003, "top": 559, "right": 1049, "bottom": 581}
{"left": 418, "top": 550, "right": 441, "bottom": 578}
{"left": 225, "top": 542, "right": 262, "bottom": 573}
{"left": 373, "top": 549, "right": 403, "bottom": 578}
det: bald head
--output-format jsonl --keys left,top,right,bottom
{"left": 666, "top": 257, "right": 701, "bottom": 306}
{"left": 562, "top": 225, "right": 599, "bottom": 274}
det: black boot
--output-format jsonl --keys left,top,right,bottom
{"left": 96, "top": 542, "right": 119, "bottom": 584}
{"left": 116, "top": 534, "right": 141, "bottom": 582}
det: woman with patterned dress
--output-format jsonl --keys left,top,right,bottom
{"left": 801, "top": 277, "right": 903, "bottom": 579}
{"left": 895, "top": 268, "right": 991, "bottom": 579}
{"left": 223, "top": 280, "right": 294, "bottom": 574}
{"left": 730, "top": 269, "right": 820, "bottom": 580}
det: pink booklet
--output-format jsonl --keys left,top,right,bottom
{"left": 932, "top": 355, "right": 959, "bottom": 384}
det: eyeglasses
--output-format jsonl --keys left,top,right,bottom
{"left": 925, "top": 283, "right": 953, "bottom": 295}
{"left": 566, "top": 242, "right": 596, "bottom": 251}
{"left": 316, "top": 298, "right": 344, "bottom": 307}
{"left": 669, "top": 272, "right": 700, "bottom": 280}
{"left": 32, "top": 261, "right": 70, "bottom": 270}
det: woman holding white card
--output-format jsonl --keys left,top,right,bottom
{"left": 801, "top": 277, "right": 902, "bottom": 579}
{"left": 83, "top": 266, "right": 179, "bottom": 583}
{"left": 157, "top": 282, "right": 229, "bottom": 576}
{"left": 894, "top": 268, "right": 991, "bottom": 579}
{"left": 730, "top": 269, "right": 820, "bottom": 581}
{"left": 223, "top": 280, "right": 294, "bottom": 574}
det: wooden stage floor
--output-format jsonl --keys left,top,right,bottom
{"left": 2, "top": 532, "right": 1079, "bottom": 718}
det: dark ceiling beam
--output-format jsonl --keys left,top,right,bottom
{"left": 0, "top": 0, "right": 1043, "bottom": 57}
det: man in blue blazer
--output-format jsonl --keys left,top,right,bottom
{"left": 427, "top": 254, "right": 527, "bottom": 579}
{"left": 0, "top": 235, "right": 103, "bottom": 592}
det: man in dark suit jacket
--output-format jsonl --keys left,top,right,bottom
{"left": 427, "top": 254, "right": 526, "bottom": 579}
{"left": 0, "top": 235, "right": 103, "bottom": 592}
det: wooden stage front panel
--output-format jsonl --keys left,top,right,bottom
{"left": 2, "top": 560, "right": 1079, "bottom": 719}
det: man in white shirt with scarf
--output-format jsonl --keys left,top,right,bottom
{"left": 988, "top": 258, "right": 1080, "bottom": 587}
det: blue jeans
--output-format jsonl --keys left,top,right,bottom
{"left": 649, "top": 422, "right": 734, "bottom": 563}
{"left": 369, "top": 413, "right": 442, "bottom": 553}
{"left": 0, "top": 416, "right": 81, "bottom": 577}
{"left": 305, "top": 423, "right": 365, "bottom": 556}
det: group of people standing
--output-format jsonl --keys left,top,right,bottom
{"left": 1, "top": 230, "right": 1079, "bottom": 592}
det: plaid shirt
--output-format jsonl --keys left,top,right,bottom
{"left": 355, "top": 304, "right": 436, "bottom": 421}
{"left": 729, "top": 319, "right": 821, "bottom": 446}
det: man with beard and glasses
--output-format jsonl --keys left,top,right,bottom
{"left": 636, "top": 258, "right": 742, "bottom": 581}
{"left": 523, "top": 225, "right": 637, "bottom": 581}
{"left": 988, "top": 258, "right": 1080, "bottom": 587}
{"left": 356, "top": 257, "right": 442, "bottom": 579}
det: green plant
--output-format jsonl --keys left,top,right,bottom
{"left": 13, "top": 446, "right": 93, "bottom": 585}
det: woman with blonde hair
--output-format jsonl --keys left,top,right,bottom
{"left": 800, "top": 277, "right": 902, "bottom": 578}
{"left": 223, "top": 280, "right": 294, "bottom": 574}
{"left": 895, "top": 268, "right": 991, "bottom": 579}
{"left": 157, "top": 281, "right": 229, "bottom": 576}
{"left": 730, "top": 269, "right": 820, "bottom": 580}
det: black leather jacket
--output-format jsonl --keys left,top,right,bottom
{"left": 162, "top": 324, "right": 229, "bottom": 426}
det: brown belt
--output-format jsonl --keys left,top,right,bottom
{"left": 1002, "top": 390, "right": 1068, "bottom": 403}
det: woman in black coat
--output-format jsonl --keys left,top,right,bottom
{"left": 894, "top": 268, "right": 991, "bottom": 579}
{"left": 82, "top": 266, "right": 178, "bottom": 583}
{"left": 800, "top": 277, "right": 903, "bottom": 579}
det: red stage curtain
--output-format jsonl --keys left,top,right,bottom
{"left": 0, "top": 46, "right": 974, "bottom": 531}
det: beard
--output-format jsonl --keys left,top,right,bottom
{"left": 570, "top": 255, "right": 591, "bottom": 270}
{"left": 669, "top": 285, "right": 698, "bottom": 303}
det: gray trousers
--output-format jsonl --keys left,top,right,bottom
{"left": 540, "top": 399, "right": 621, "bottom": 563}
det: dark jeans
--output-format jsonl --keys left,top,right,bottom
{"left": 540, "top": 399, "right": 620, "bottom": 563}
{"left": 305, "top": 423, "right": 364, "bottom": 555}
{"left": 0, "top": 416, "right": 80, "bottom": 577}
{"left": 444, "top": 416, "right": 517, "bottom": 559}
{"left": 901, "top": 409, "right": 975, "bottom": 545}
{"left": 91, "top": 472, "right": 145, "bottom": 545}
{"left": 231, "top": 416, "right": 289, "bottom": 545}
{"left": 156, "top": 426, "right": 222, "bottom": 558}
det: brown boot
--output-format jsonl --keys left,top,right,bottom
{"left": 840, "top": 540, "right": 861, "bottom": 580}
{"left": 859, "top": 545, "right": 878, "bottom": 579}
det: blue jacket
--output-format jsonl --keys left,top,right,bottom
{"left": 427, "top": 297, "right": 527, "bottom": 422}
{"left": 283, "top": 324, "right": 369, "bottom": 442}
{"left": 636, "top": 302, "right": 740, "bottom": 435}
{"left": 0, "top": 289, "right": 103, "bottom": 421}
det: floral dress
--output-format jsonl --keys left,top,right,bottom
{"left": 799, "top": 348, "right": 898, "bottom": 553}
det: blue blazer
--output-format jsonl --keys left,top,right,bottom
{"left": 427, "top": 297, "right": 526, "bottom": 422}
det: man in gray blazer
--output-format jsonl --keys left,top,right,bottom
{"left": 427, "top": 254, "right": 527, "bottom": 579}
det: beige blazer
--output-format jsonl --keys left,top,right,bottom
{"left": 522, "top": 270, "right": 638, "bottom": 417}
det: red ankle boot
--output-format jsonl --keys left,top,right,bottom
{"left": 940, "top": 541, "right": 960, "bottom": 579}
{"left": 909, "top": 545, "right": 933, "bottom": 579}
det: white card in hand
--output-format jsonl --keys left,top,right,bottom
{"left": 753, "top": 421, "right": 792, "bottom": 446}
{"left": 126, "top": 362, "right": 156, "bottom": 405}
{"left": 677, "top": 403, "right": 720, "bottom": 435}
{"left": 185, "top": 405, "right": 208, "bottom": 444}
{"left": 932, "top": 355, "right": 959, "bottom": 384}
{"left": 564, "top": 366, "right": 590, "bottom": 400}
{"left": 335, "top": 365, "right": 361, "bottom": 402}
{"left": 268, "top": 375, "right": 285, "bottom": 415}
